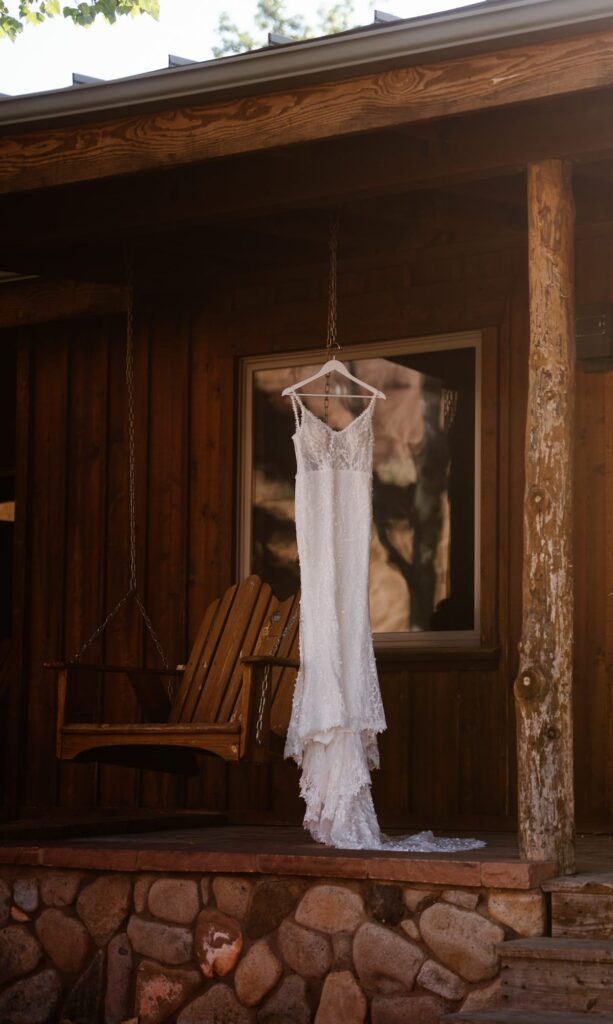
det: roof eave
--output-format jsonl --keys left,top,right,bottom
{"left": 2, "top": 0, "right": 613, "bottom": 130}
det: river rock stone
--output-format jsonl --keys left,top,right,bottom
{"left": 148, "top": 879, "right": 200, "bottom": 925}
{"left": 0, "top": 877, "right": 11, "bottom": 925}
{"left": 365, "top": 885, "right": 405, "bottom": 927}
{"left": 417, "top": 959, "right": 466, "bottom": 1000}
{"left": 105, "top": 932, "right": 133, "bottom": 1024}
{"left": 278, "top": 918, "right": 332, "bottom": 977}
{"left": 127, "top": 916, "right": 193, "bottom": 965}
{"left": 200, "top": 877, "right": 211, "bottom": 905}
{"left": 36, "top": 908, "right": 90, "bottom": 974}
{"left": 420, "top": 903, "right": 504, "bottom": 982}
{"left": 0, "top": 925, "right": 42, "bottom": 984}
{"left": 134, "top": 876, "right": 156, "bottom": 914}
{"left": 195, "top": 909, "right": 243, "bottom": 978}
{"left": 13, "top": 878, "right": 38, "bottom": 913}
{"left": 402, "top": 888, "right": 435, "bottom": 913}
{"left": 61, "top": 948, "right": 105, "bottom": 1024}
{"left": 296, "top": 885, "right": 364, "bottom": 934}
{"left": 441, "top": 889, "right": 479, "bottom": 911}
{"left": 235, "top": 939, "right": 283, "bottom": 1006}
{"left": 212, "top": 876, "right": 253, "bottom": 921}
{"left": 135, "top": 960, "right": 200, "bottom": 1024}
{"left": 178, "top": 983, "right": 254, "bottom": 1024}
{"left": 460, "top": 978, "right": 502, "bottom": 1010}
{"left": 400, "top": 919, "right": 420, "bottom": 942}
{"left": 371, "top": 993, "right": 443, "bottom": 1024}
{"left": 0, "top": 968, "right": 62, "bottom": 1024}
{"left": 332, "top": 931, "right": 353, "bottom": 970}
{"left": 315, "top": 970, "right": 367, "bottom": 1024}
{"left": 353, "top": 922, "right": 425, "bottom": 994}
{"left": 247, "top": 879, "right": 304, "bottom": 939}
{"left": 77, "top": 875, "right": 131, "bottom": 946}
{"left": 258, "top": 974, "right": 310, "bottom": 1024}
{"left": 40, "top": 871, "right": 83, "bottom": 908}
{"left": 487, "top": 890, "right": 545, "bottom": 937}
{"left": 10, "top": 907, "right": 29, "bottom": 922}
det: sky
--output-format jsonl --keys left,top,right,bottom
{"left": 0, "top": 0, "right": 481, "bottom": 97}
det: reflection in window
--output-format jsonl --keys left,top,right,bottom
{"left": 248, "top": 344, "right": 476, "bottom": 636}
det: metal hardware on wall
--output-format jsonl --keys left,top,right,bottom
{"left": 576, "top": 303, "right": 613, "bottom": 371}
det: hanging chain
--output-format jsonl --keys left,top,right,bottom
{"left": 442, "top": 388, "right": 459, "bottom": 433}
{"left": 126, "top": 279, "right": 137, "bottom": 593}
{"left": 70, "top": 592, "right": 133, "bottom": 665}
{"left": 71, "top": 254, "right": 171, "bottom": 691}
{"left": 255, "top": 607, "right": 299, "bottom": 746}
{"left": 324, "top": 212, "right": 340, "bottom": 424}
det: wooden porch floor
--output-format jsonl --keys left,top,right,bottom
{"left": 1, "top": 827, "right": 611, "bottom": 888}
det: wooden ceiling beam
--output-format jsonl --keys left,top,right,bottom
{"left": 4, "top": 85, "right": 613, "bottom": 268}
{"left": 0, "top": 279, "right": 127, "bottom": 329}
{"left": 4, "top": 26, "right": 613, "bottom": 194}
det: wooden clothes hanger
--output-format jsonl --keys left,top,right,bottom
{"left": 281, "top": 355, "right": 386, "bottom": 400}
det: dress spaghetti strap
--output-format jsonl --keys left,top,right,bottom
{"left": 289, "top": 392, "right": 303, "bottom": 432}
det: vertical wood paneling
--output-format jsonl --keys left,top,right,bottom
{"left": 373, "top": 671, "right": 411, "bottom": 824}
{"left": 16, "top": 228, "right": 613, "bottom": 832}
{"left": 186, "top": 309, "right": 234, "bottom": 813}
{"left": 407, "top": 672, "right": 434, "bottom": 821}
{"left": 99, "top": 316, "right": 140, "bottom": 807}
{"left": 573, "top": 236, "right": 613, "bottom": 829}
{"left": 5, "top": 339, "right": 31, "bottom": 818}
{"left": 23, "top": 327, "right": 69, "bottom": 811}
{"left": 604, "top": 372, "right": 613, "bottom": 822}
{"left": 506, "top": 270, "right": 530, "bottom": 825}
{"left": 574, "top": 365, "right": 607, "bottom": 822}
{"left": 458, "top": 672, "right": 481, "bottom": 818}
{"left": 58, "top": 323, "right": 109, "bottom": 810}
{"left": 140, "top": 305, "right": 189, "bottom": 808}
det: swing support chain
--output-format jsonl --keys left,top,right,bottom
{"left": 324, "top": 211, "right": 341, "bottom": 424}
{"left": 254, "top": 608, "right": 299, "bottom": 746}
{"left": 70, "top": 257, "right": 173, "bottom": 693}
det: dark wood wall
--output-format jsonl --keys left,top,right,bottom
{"left": 5, "top": 209, "right": 613, "bottom": 831}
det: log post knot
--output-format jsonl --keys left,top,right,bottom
{"left": 513, "top": 666, "right": 549, "bottom": 704}
{"left": 526, "top": 485, "right": 550, "bottom": 515}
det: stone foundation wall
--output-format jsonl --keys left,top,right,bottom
{"left": 0, "top": 865, "right": 546, "bottom": 1024}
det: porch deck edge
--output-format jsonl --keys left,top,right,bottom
{"left": 0, "top": 841, "right": 556, "bottom": 888}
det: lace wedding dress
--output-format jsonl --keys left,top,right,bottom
{"left": 284, "top": 392, "right": 484, "bottom": 853}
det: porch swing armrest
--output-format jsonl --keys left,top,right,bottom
{"left": 44, "top": 662, "right": 184, "bottom": 676}
{"left": 240, "top": 656, "right": 299, "bottom": 669}
{"left": 239, "top": 656, "right": 299, "bottom": 760}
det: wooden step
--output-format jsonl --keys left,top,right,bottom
{"left": 445, "top": 1010, "right": 612, "bottom": 1024}
{"left": 551, "top": 892, "right": 613, "bottom": 939}
{"left": 500, "top": 938, "right": 613, "bottom": 1013}
{"left": 543, "top": 872, "right": 613, "bottom": 895}
{"left": 543, "top": 875, "right": 613, "bottom": 939}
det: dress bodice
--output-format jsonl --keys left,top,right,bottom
{"left": 291, "top": 394, "right": 375, "bottom": 474}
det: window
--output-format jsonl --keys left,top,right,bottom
{"left": 239, "top": 332, "right": 482, "bottom": 648}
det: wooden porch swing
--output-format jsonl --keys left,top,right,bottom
{"left": 45, "top": 268, "right": 299, "bottom": 775}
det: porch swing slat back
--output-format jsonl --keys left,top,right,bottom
{"left": 50, "top": 575, "right": 300, "bottom": 774}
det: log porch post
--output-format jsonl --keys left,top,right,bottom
{"left": 514, "top": 159, "right": 576, "bottom": 874}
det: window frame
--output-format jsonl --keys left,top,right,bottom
{"left": 238, "top": 330, "right": 486, "bottom": 651}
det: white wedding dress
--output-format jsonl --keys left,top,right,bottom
{"left": 284, "top": 392, "right": 484, "bottom": 853}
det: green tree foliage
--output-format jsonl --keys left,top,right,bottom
{"left": 213, "top": 0, "right": 356, "bottom": 58}
{"left": 0, "top": 0, "right": 159, "bottom": 41}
